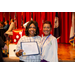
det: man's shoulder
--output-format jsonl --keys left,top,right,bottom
{"left": 11, "top": 22, "right": 15, "bottom": 25}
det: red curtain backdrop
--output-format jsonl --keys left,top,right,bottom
{"left": 0, "top": 12, "right": 72, "bottom": 43}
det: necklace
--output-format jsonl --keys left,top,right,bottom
{"left": 41, "top": 34, "right": 51, "bottom": 54}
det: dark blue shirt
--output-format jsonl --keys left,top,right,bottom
{"left": 3, "top": 24, "right": 9, "bottom": 30}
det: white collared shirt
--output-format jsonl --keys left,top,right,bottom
{"left": 39, "top": 34, "right": 58, "bottom": 62}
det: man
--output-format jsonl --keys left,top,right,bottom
{"left": 3, "top": 20, "right": 9, "bottom": 30}
{"left": 0, "top": 36, "right": 8, "bottom": 61}
{"left": 4, "top": 19, "right": 16, "bottom": 41}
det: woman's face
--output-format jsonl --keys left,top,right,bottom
{"left": 43, "top": 24, "right": 51, "bottom": 36}
{"left": 28, "top": 23, "right": 36, "bottom": 37}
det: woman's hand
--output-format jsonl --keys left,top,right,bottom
{"left": 16, "top": 49, "right": 24, "bottom": 57}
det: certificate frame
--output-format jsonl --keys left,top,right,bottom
{"left": 20, "top": 42, "right": 40, "bottom": 56}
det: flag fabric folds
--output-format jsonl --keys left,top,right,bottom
{"left": 9, "top": 12, "right": 11, "bottom": 25}
{"left": 40, "top": 12, "right": 45, "bottom": 30}
{"left": 54, "top": 12, "right": 60, "bottom": 42}
{"left": 40, "top": 12, "right": 45, "bottom": 37}
{"left": 3, "top": 12, "right": 5, "bottom": 22}
{"left": 69, "top": 12, "right": 75, "bottom": 46}
{"left": 14, "top": 12, "right": 17, "bottom": 29}
{"left": 21, "top": 12, "right": 23, "bottom": 28}
{"left": 31, "top": 12, "right": 33, "bottom": 21}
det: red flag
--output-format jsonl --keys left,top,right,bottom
{"left": 3, "top": 12, "right": 5, "bottom": 22}
{"left": 33, "top": 12, "right": 36, "bottom": 21}
{"left": 14, "top": 12, "right": 17, "bottom": 29}
{"left": 40, "top": 12, "right": 45, "bottom": 30}
{"left": 9, "top": 12, "right": 11, "bottom": 25}
{"left": 47, "top": 12, "right": 50, "bottom": 21}
{"left": 31, "top": 12, "right": 33, "bottom": 21}
{"left": 38, "top": 12, "right": 41, "bottom": 28}
{"left": 21, "top": 12, "right": 23, "bottom": 28}
{"left": 23, "top": 12, "right": 25, "bottom": 24}
{"left": 26, "top": 12, "right": 30, "bottom": 22}
{"left": 40, "top": 12, "right": 45, "bottom": 37}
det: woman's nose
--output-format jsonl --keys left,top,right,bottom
{"left": 31, "top": 27, "right": 35, "bottom": 30}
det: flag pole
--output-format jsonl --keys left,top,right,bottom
{"left": 73, "top": 12, "right": 75, "bottom": 49}
{"left": 74, "top": 34, "right": 75, "bottom": 46}
{"left": 21, "top": 12, "right": 23, "bottom": 28}
{"left": 73, "top": 40, "right": 74, "bottom": 46}
{"left": 74, "top": 12, "right": 75, "bottom": 46}
{"left": 73, "top": 41, "right": 75, "bottom": 50}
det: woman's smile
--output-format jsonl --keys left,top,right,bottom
{"left": 28, "top": 23, "right": 36, "bottom": 37}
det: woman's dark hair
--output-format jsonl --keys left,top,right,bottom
{"left": 43, "top": 21, "right": 52, "bottom": 29}
{"left": 6, "top": 20, "right": 9, "bottom": 24}
{"left": 25, "top": 21, "right": 39, "bottom": 36}
{"left": 11, "top": 19, "right": 14, "bottom": 22}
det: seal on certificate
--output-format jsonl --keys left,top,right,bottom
{"left": 23, "top": 52, "right": 26, "bottom": 55}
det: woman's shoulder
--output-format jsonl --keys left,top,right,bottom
{"left": 18, "top": 35, "right": 28, "bottom": 42}
{"left": 50, "top": 35, "right": 57, "bottom": 40}
{"left": 35, "top": 35, "right": 41, "bottom": 39}
{"left": 36, "top": 35, "right": 41, "bottom": 38}
{"left": 21, "top": 35, "right": 28, "bottom": 38}
{"left": 19, "top": 35, "right": 27, "bottom": 40}
{"left": 50, "top": 35, "right": 56, "bottom": 38}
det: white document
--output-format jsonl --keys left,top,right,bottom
{"left": 21, "top": 42, "right": 39, "bottom": 55}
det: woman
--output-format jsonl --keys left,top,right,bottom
{"left": 15, "top": 21, "right": 41, "bottom": 62}
{"left": 40, "top": 21, "right": 58, "bottom": 62}
{"left": 4, "top": 19, "right": 16, "bottom": 41}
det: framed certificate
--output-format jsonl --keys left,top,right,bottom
{"left": 21, "top": 42, "right": 40, "bottom": 56}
